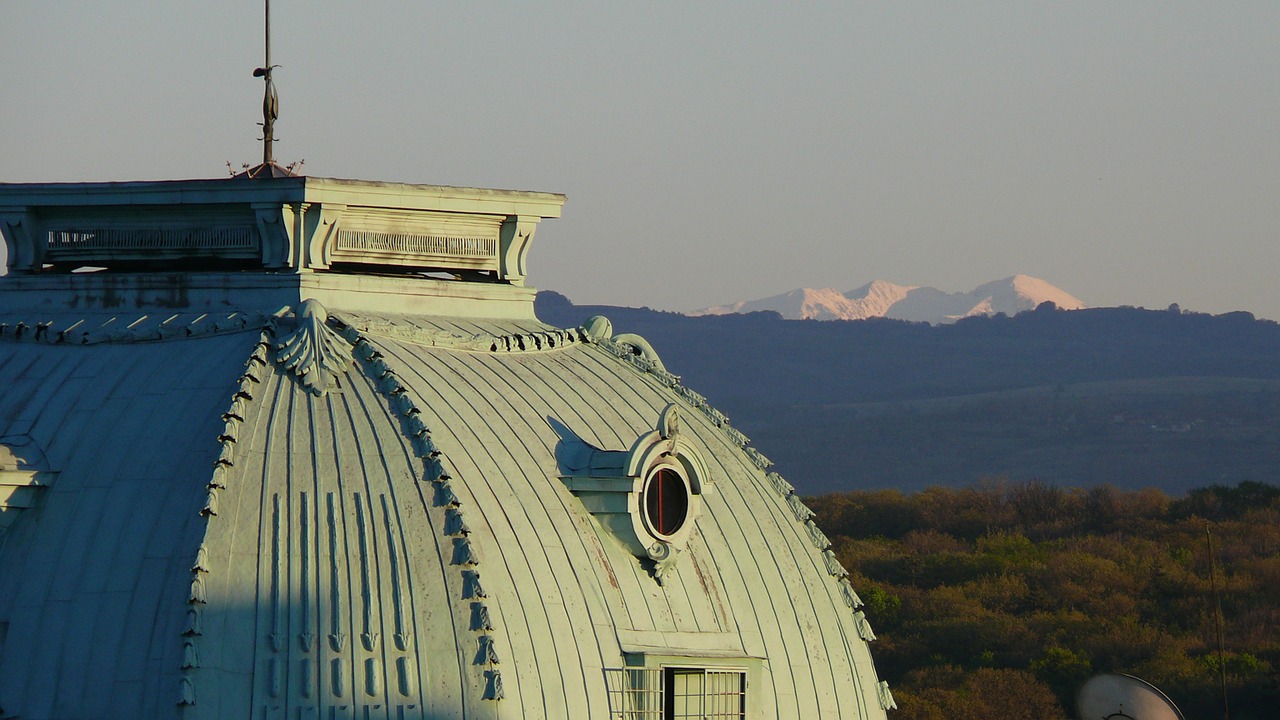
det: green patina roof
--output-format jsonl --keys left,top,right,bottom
{"left": 0, "top": 179, "right": 891, "bottom": 719}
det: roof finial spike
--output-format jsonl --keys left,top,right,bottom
{"left": 253, "top": 0, "right": 279, "bottom": 166}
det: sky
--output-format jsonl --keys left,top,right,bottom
{"left": 2, "top": 2, "right": 1277, "bottom": 318}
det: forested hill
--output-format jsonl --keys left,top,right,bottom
{"left": 536, "top": 292, "right": 1280, "bottom": 493}
{"left": 814, "top": 480, "right": 1280, "bottom": 720}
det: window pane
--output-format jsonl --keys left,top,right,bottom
{"left": 665, "top": 668, "right": 745, "bottom": 720}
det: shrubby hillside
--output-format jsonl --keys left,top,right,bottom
{"left": 813, "top": 480, "right": 1280, "bottom": 719}
{"left": 537, "top": 292, "right": 1280, "bottom": 493}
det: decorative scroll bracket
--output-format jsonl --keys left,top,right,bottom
{"left": 252, "top": 201, "right": 290, "bottom": 269}
{"left": 498, "top": 216, "right": 541, "bottom": 286}
{"left": 0, "top": 208, "right": 39, "bottom": 275}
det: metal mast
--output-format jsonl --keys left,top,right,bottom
{"left": 254, "top": 0, "right": 279, "bottom": 166}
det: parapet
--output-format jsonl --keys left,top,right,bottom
{"left": 0, "top": 176, "right": 565, "bottom": 319}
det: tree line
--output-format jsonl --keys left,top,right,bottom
{"left": 812, "top": 480, "right": 1280, "bottom": 719}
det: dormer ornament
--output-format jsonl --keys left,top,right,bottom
{"left": 274, "top": 299, "right": 353, "bottom": 395}
{"left": 556, "top": 404, "right": 710, "bottom": 583}
{"left": 0, "top": 436, "right": 56, "bottom": 532}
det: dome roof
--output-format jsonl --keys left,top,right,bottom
{"left": 0, "top": 178, "right": 891, "bottom": 719}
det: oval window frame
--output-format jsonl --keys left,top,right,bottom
{"left": 640, "top": 462, "right": 692, "bottom": 540}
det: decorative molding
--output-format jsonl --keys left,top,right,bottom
{"left": 854, "top": 611, "right": 877, "bottom": 642}
{"left": 188, "top": 576, "right": 207, "bottom": 605}
{"left": 0, "top": 178, "right": 564, "bottom": 277}
{"left": 484, "top": 669, "right": 505, "bottom": 701}
{"left": 191, "top": 545, "right": 210, "bottom": 573}
{"left": 476, "top": 635, "right": 501, "bottom": 665}
{"left": 269, "top": 494, "right": 284, "bottom": 652}
{"left": 803, "top": 519, "right": 831, "bottom": 550}
{"left": 839, "top": 578, "right": 865, "bottom": 609}
{"left": 444, "top": 507, "right": 470, "bottom": 536}
{"left": 327, "top": 493, "right": 346, "bottom": 655}
{"left": 178, "top": 674, "right": 196, "bottom": 706}
{"left": 183, "top": 608, "right": 203, "bottom": 637}
{"left": 0, "top": 436, "right": 56, "bottom": 530}
{"left": 470, "top": 602, "right": 493, "bottom": 632}
{"left": 354, "top": 493, "right": 379, "bottom": 653}
{"left": 45, "top": 225, "right": 255, "bottom": 255}
{"left": 396, "top": 658, "right": 414, "bottom": 697}
{"left": 498, "top": 216, "right": 540, "bottom": 286}
{"left": 462, "top": 570, "right": 486, "bottom": 599}
{"left": 274, "top": 299, "right": 353, "bottom": 396}
{"left": 823, "top": 550, "right": 849, "bottom": 578}
{"left": 436, "top": 481, "right": 462, "bottom": 508}
{"left": 299, "top": 493, "right": 314, "bottom": 653}
{"left": 451, "top": 537, "right": 479, "bottom": 566}
{"left": 182, "top": 640, "right": 201, "bottom": 669}
{"left": 307, "top": 203, "right": 345, "bottom": 270}
{"left": 788, "top": 494, "right": 816, "bottom": 522}
{"left": 0, "top": 209, "right": 39, "bottom": 273}
{"left": 3, "top": 204, "right": 263, "bottom": 272}
{"left": 251, "top": 202, "right": 290, "bottom": 268}
{"left": 328, "top": 206, "right": 503, "bottom": 275}
{"left": 381, "top": 494, "right": 412, "bottom": 653}
{"left": 335, "top": 315, "right": 581, "bottom": 355}
{"left": 334, "top": 229, "right": 496, "bottom": 260}
{"left": 878, "top": 680, "right": 897, "bottom": 711}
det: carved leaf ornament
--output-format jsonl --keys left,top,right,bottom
{"left": 275, "top": 299, "right": 354, "bottom": 395}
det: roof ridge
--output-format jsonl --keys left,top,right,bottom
{"left": 177, "top": 326, "right": 275, "bottom": 708}
{"left": 339, "top": 321, "right": 507, "bottom": 702}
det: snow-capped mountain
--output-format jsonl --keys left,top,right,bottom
{"left": 690, "top": 275, "right": 1085, "bottom": 324}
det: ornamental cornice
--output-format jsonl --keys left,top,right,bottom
{"left": 335, "top": 315, "right": 585, "bottom": 354}
{"left": 0, "top": 311, "right": 270, "bottom": 345}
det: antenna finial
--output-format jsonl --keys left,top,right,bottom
{"left": 236, "top": 0, "right": 295, "bottom": 178}
{"left": 254, "top": 0, "right": 279, "bottom": 165}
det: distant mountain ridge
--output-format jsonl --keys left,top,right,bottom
{"left": 691, "top": 274, "right": 1085, "bottom": 324}
{"left": 536, "top": 291, "right": 1280, "bottom": 494}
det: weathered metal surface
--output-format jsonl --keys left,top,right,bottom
{"left": 0, "top": 177, "right": 887, "bottom": 719}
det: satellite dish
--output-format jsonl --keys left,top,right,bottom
{"left": 1076, "top": 673, "right": 1185, "bottom": 720}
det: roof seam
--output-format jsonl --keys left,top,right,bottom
{"left": 579, "top": 319, "right": 892, "bottom": 696}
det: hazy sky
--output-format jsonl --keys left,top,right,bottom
{"left": 2, "top": 2, "right": 1277, "bottom": 317}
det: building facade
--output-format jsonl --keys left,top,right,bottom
{"left": 0, "top": 177, "right": 893, "bottom": 719}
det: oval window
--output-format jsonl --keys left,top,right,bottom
{"left": 644, "top": 466, "right": 689, "bottom": 538}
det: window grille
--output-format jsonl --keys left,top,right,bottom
{"left": 605, "top": 668, "right": 664, "bottom": 719}
{"left": 334, "top": 229, "right": 497, "bottom": 258}
{"left": 668, "top": 668, "right": 746, "bottom": 720}
{"left": 605, "top": 667, "right": 746, "bottom": 720}
{"left": 46, "top": 226, "right": 255, "bottom": 252}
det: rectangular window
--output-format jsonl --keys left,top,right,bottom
{"left": 666, "top": 668, "right": 746, "bottom": 720}
{"left": 605, "top": 666, "right": 746, "bottom": 720}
